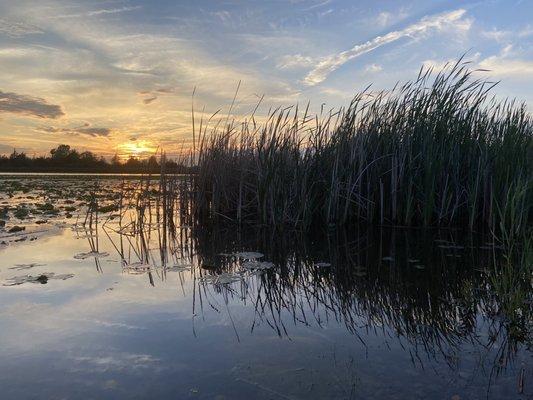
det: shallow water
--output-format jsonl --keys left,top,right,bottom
{"left": 0, "top": 175, "right": 531, "bottom": 399}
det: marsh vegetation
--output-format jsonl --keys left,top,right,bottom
{"left": 189, "top": 63, "right": 531, "bottom": 242}
{"left": 0, "top": 61, "right": 531, "bottom": 399}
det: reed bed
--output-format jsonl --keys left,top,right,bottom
{"left": 188, "top": 61, "right": 532, "bottom": 238}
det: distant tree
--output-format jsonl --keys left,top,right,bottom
{"left": 80, "top": 151, "right": 97, "bottom": 163}
{"left": 111, "top": 154, "right": 121, "bottom": 167}
{"left": 0, "top": 144, "right": 192, "bottom": 174}
{"left": 124, "top": 156, "right": 142, "bottom": 173}
{"left": 50, "top": 144, "right": 71, "bottom": 160}
{"left": 147, "top": 155, "right": 159, "bottom": 171}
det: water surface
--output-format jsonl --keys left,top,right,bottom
{"left": 0, "top": 174, "right": 530, "bottom": 399}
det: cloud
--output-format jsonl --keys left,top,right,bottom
{"left": 53, "top": 6, "right": 142, "bottom": 19}
{"left": 40, "top": 124, "right": 111, "bottom": 137}
{"left": 0, "top": 90, "right": 64, "bottom": 118}
{"left": 478, "top": 57, "right": 533, "bottom": 77}
{"left": 365, "top": 63, "right": 383, "bottom": 73}
{"left": 0, "top": 18, "right": 43, "bottom": 37}
{"left": 481, "top": 29, "right": 511, "bottom": 42}
{"left": 155, "top": 88, "right": 174, "bottom": 94}
{"left": 518, "top": 25, "right": 533, "bottom": 38}
{"left": 469, "top": 45, "right": 533, "bottom": 78}
{"left": 143, "top": 96, "right": 157, "bottom": 105}
{"left": 277, "top": 54, "right": 315, "bottom": 70}
{"left": 304, "top": 0, "right": 333, "bottom": 11}
{"left": 375, "top": 10, "right": 409, "bottom": 28}
{"left": 0, "top": 143, "right": 15, "bottom": 154}
{"left": 303, "top": 9, "right": 470, "bottom": 86}
{"left": 88, "top": 6, "right": 142, "bottom": 17}
{"left": 422, "top": 52, "right": 481, "bottom": 72}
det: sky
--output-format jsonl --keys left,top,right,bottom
{"left": 0, "top": 0, "right": 532, "bottom": 159}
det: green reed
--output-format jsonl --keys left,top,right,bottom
{"left": 186, "top": 60, "right": 532, "bottom": 239}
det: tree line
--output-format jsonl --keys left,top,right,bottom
{"left": 0, "top": 144, "right": 191, "bottom": 173}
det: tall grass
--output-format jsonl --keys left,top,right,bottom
{"left": 188, "top": 60, "right": 532, "bottom": 237}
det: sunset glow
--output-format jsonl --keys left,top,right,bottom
{"left": 0, "top": 1, "right": 532, "bottom": 159}
{"left": 117, "top": 140, "right": 157, "bottom": 159}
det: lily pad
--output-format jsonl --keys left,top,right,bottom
{"left": 74, "top": 251, "right": 109, "bottom": 260}
{"left": 314, "top": 262, "right": 331, "bottom": 268}
{"left": 3, "top": 272, "right": 74, "bottom": 286}
{"left": 167, "top": 264, "right": 192, "bottom": 272}
{"left": 235, "top": 251, "right": 264, "bottom": 260}
{"left": 10, "top": 263, "right": 46, "bottom": 270}
{"left": 214, "top": 272, "right": 242, "bottom": 285}
{"left": 123, "top": 262, "right": 152, "bottom": 274}
{"left": 242, "top": 261, "right": 274, "bottom": 270}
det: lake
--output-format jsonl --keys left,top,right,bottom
{"left": 0, "top": 174, "right": 530, "bottom": 399}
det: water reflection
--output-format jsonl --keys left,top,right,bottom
{"left": 0, "top": 176, "right": 530, "bottom": 399}
{"left": 100, "top": 211, "right": 530, "bottom": 387}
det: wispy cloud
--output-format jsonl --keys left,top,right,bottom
{"left": 304, "top": 0, "right": 333, "bottom": 11}
{"left": 479, "top": 51, "right": 533, "bottom": 77}
{"left": 54, "top": 6, "right": 142, "bottom": 19}
{"left": 303, "top": 9, "right": 470, "bottom": 86}
{"left": 40, "top": 124, "right": 111, "bottom": 137}
{"left": 365, "top": 63, "right": 383, "bottom": 73}
{"left": 0, "top": 90, "right": 63, "bottom": 118}
{"left": 375, "top": 9, "right": 409, "bottom": 28}
{"left": 518, "top": 25, "right": 533, "bottom": 38}
{"left": 481, "top": 28, "right": 511, "bottom": 42}
{"left": 143, "top": 96, "right": 157, "bottom": 105}
{"left": 0, "top": 18, "right": 43, "bottom": 37}
{"left": 88, "top": 6, "right": 142, "bottom": 17}
{"left": 422, "top": 53, "right": 481, "bottom": 72}
{"left": 277, "top": 54, "right": 315, "bottom": 70}
{"left": 0, "top": 143, "right": 16, "bottom": 154}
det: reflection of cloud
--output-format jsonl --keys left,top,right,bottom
{"left": 73, "top": 353, "right": 159, "bottom": 372}
{"left": 304, "top": 9, "right": 470, "bottom": 86}
{"left": 0, "top": 90, "right": 64, "bottom": 118}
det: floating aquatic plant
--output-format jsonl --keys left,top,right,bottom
{"left": 234, "top": 252, "right": 264, "bottom": 260}
{"left": 3, "top": 272, "right": 74, "bottom": 286}
{"left": 9, "top": 263, "right": 46, "bottom": 270}
{"left": 73, "top": 251, "right": 109, "bottom": 260}
{"left": 241, "top": 261, "right": 274, "bottom": 270}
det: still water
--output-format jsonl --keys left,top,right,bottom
{"left": 0, "top": 175, "right": 530, "bottom": 399}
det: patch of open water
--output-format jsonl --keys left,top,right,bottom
{"left": 0, "top": 175, "right": 530, "bottom": 399}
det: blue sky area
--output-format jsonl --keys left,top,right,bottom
{"left": 0, "top": 0, "right": 531, "bottom": 156}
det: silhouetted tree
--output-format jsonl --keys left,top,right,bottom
{"left": 0, "top": 144, "right": 191, "bottom": 173}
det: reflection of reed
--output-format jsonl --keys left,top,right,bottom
{"left": 86, "top": 181, "right": 529, "bottom": 385}
{"left": 97, "top": 191, "right": 530, "bottom": 367}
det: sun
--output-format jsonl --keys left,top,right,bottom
{"left": 117, "top": 140, "right": 157, "bottom": 159}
